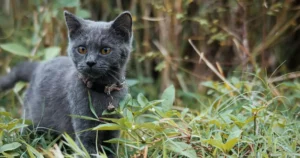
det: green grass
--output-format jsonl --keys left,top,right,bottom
{"left": 0, "top": 73, "right": 300, "bottom": 158}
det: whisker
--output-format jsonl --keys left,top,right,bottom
{"left": 107, "top": 72, "right": 122, "bottom": 83}
{"left": 108, "top": 69, "right": 119, "bottom": 75}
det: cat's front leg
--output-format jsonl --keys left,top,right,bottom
{"left": 68, "top": 96, "right": 99, "bottom": 156}
{"left": 72, "top": 116, "right": 99, "bottom": 156}
{"left": 72, "top": 120, "right": 118, "bottom": 158}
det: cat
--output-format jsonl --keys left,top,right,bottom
{"left": 0, "top": 10, "right": 133, "bottom": 157}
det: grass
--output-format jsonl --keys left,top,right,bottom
{"left": 0, "top": 72, "right": 299, "bottom": 157}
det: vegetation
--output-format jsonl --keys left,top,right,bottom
{"left": 0, "top": 0, "right": 300, "bottom": 157}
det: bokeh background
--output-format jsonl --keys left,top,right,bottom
{"left": 0, "top": 0, "right": 299, "bottom": 111}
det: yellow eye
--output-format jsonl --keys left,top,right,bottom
{"left": 100, "top": 47, "right": 111, "bottom": 55}
{"left": 78, "top": 46, "right": 87, "bottom": 54}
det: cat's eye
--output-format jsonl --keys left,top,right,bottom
{"left": 77, "top": 46, "right": 87, "bottom": 54}
{"left": 100, "top": 47, "right": 111, "bottom": 55}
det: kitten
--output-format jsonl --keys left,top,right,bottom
{"left": 0, "top": 11, "right": 133, "bottom": 157}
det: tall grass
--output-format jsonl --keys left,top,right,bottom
{"left": 1, "top": 72, "right": 299, "bottom": 157}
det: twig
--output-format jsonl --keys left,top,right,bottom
{"left": 188, "top": 39, "right": 248, "bottom": 100}
{"left": 143, "top": 145, "right": 148, "bottom": 158}
{"left": 268, "top": 71, "right": 300, "bottom": 83}
{"left": 142, "top": 16, "right": 165, "bottom": 21}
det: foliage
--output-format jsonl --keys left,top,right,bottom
{"left": 0, "top": 0, "right": 300, "bottom": 99}
{"left": 1, "top": 75, "right": 300, "bottom": 157}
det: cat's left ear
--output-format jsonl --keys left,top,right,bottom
{"left": 111, "top": 11, "right": 132, "bottom": 42}
{"left": 64, "top": 11, "right": 84, "bottom": 38}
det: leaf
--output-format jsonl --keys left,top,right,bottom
{"left": 135, "top": 100, "right": 164, "bottom": 116}
{"left": 209, "top": 119, "right": 225, "bottom": 129}
{"left": 224, "top": 137, "right": 239, "bottom": 152}
{"left": 0, "top": 43, "right": 30, "bottom": 57}
{"left": 2, "top": 152, "right": 18, "bottom": 158}
{"left": 227, "top": 129, "right": 242, "bottom": 141}
{"left": 0, "top": 112, "right": 12, "bottom": 117}
{"left": 57, "top": 0, "right": 79, "bottom": 7}
{"left": 93, "top": 123, "right": 122, "bottom": 131}
{"left": 137, "top": 93, "right": 148, "bottom": 107}
{"left": 105, "top": 138, "right": 137, "bottom": 144}
{"left": 62, "top": 133, "right": 87, "bottom": 157}
{"left": 8, "top": 124, "right": 28, "bottom": 133}
{"left": 69, "top": 115, "right": 99, "bottom": 121}
{"left": 181, "top": 108, "right": 189, "bottom": 119}
{"left": 13, "top": 82, "right": 26, "bottom": 93}
{"left": 119, "top": 94, "right": 132, "bottom": 110}
{"left": 201, "top": 81, "right": 216, "bottom": 89}
{"left": 44, "top": 46, "right": 61, "bottom": 60}
{"left": 76, "top": 9, "right": 91, "bottom": 18}
{"left": 126, "top": 79, "right": 139, "bottom": 87}
{"left": 6, "top": 119, "right": 20, "bottom": 130}
{"left": 0, "top": 142, "right": 22, "bottom": 152}
{"left": 127, "top": 99, "right": 140, "bottom": 107}
{"left": 155, "top": 61, "right": 166, "bottom": 71}
{"left": 166, "top": 141, "right": 197, "bottom": 158}
{"left": 87, "top": 91, "right": 98, "bottom": 118}
{"left": 203, "top": 139, "right": 225, "bottom": 152}
{"left": 125, "top": 109, "right": 134, "bottom": 122}
{"left": 137, "top": 122, "right": 162, "bottom": 130}
{"left": 272, "top": 122, "right": 285, "bottom": 134}
{"left": 161, "top": 85, "right": 175, "bottom": 112}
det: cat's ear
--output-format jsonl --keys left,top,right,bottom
{"left": 111, "top": 11, "right": 132, "bottom": 42}
{"left": 64, "top": 11, "right": 83, "bottom": 36}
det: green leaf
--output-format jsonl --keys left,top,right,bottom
{"left": 272, "top": 122, "right": 285, "bottom": 134}
{"left": 224, "top": 137, "right": 239, "bottom": 152}
{"left": 119, "top": 94, "right": 132, "bottom": 110}
{"left": 2, "top": 152, "right": 18, "bottom": 158}
{"left": 62, "top": 133, "right": 87, "bottom": 157}
{"left": 227, "top": 129, "right": 242, "bottom": 141}
{"left": 166, "top": 141, "right": 197, "bottom": 158}
{"left": 93, "top": 123, "right": 122, "bottom": 131}
{"left": 0, "top": 43, "right": 30, "bottom": 57}
{"left": 124, "top": 109, "right": 134, "bottom": 122}
{"left": 126, "top": 79, "right": 139, "bottom": 87}
{"left": 57, "top": 0, "right": 79, "bottom": 7}
{"left": 0, "top": 142, "right": 22, "bottom": 152}
{"left": 0, "top": 112, "right": 12, "bottom": 117}
{"left": 203, "top": 139, "right": 225, "bottom": 152}
{"left": 137, "top": 122, "right": 162, "bottom": 131}
{"left": 137, "top": 93, "right": 148, "bottom": 107}
{"left": 69, "top": 115, "right": 99, "bottom": 121}
{"left": 105, "top": 138, "right": 137, "bottom": 144}
{"left": 76, "top": 9, "right": 91, "bottom": 18}
{"left": 155, "top": 61, "right": 166, "bottom": 71}
{"left": 161, "top": 85, "right": 175, "bottom": 111}
{"left": 181, "top": 108, "right": 189, "bottom": 119}
{"left": 135, "top": 100, "right": 164, "bottom": 116}
{"left": 8, "top": 124, "right": 28, "bottom": 133}
{"left": 44, "top": 46, "right": 61, "bottom": 60}
{"left": 87, "top": 91, "right": 98, "bottom": 118}
{"left": 13, "top": 82, "right": 26, "bottom": 93}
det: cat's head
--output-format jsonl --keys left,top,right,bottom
{"left": 64, "top": 11, "right": 132, "bottom": 81}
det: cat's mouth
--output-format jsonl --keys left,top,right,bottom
{"left": 80, "top": 67, "right": 106, "bottom": 78}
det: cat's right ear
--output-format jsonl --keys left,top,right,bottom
{"left": 64, "top": 11, "right": 83, "bottom": 37}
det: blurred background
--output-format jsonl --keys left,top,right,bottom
{"left": 0, "top": 0, "right": 299, "bottom": 113}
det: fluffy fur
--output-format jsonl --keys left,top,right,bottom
{"left": 0, "top": 11, "right": 133, "bottom": 157}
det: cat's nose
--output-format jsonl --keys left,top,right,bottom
{"left": 86, "top": 61, "right": 96, "bottom": 67}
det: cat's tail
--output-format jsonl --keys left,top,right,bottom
{"left": 0, "top": 62, "right": 39, "bottom": 91}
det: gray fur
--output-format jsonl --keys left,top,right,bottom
{"left": 0, "top": 11, "right": 132, "bottom": 157}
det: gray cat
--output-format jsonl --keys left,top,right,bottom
{"left": 0, "top": 11, "right": 132, "bottom": 157}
